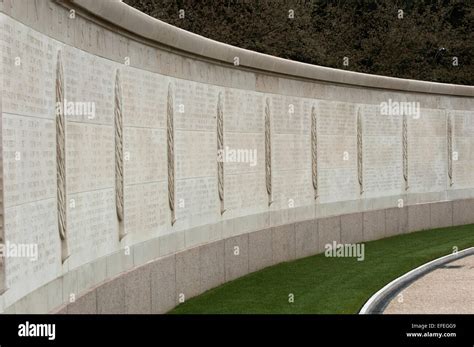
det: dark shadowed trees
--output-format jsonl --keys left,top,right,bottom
{"left": 124, "top": 0, "right": 473, "bottom": 85}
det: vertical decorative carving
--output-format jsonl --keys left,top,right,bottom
{"left": 402, "top": 113, "right": 409, "bottom": 190}
{"left": 265, "top": 97, "right": 273, "bottom": 206}
{"left": 56, "top": 50, "right": 69, "bottom": 262}
{"left": 114, "top": 69, "right": 126, "bottom": 240}
{"left": 447, "top": 111, "right": 453, "bottom": 186}
{"left": 217, "top": 92, "right": 225, "bottom": 215}
{"left": 311, "top": 105, "right": 318, "bottom": 199}
{"left": 167, "top": 83, "right": 176, "bottom": 225}
{"left": 357, "top": 107, "right": 364, "bottom": 195}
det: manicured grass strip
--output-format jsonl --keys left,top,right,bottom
{"left": 170, "top": 224, "right": 474, "bottom": 314}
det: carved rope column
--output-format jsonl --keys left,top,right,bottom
{"left": 56, "top": 50, "right": 69, "bottom": 262}
{"left": 265, "top": 97, "right": 273, "bottom": 206}
{"left": 167, "top": 83, "right": 176, "bottom": 225}
{"left": 402, "top": 113, "right": 409, "bottom": 190}
{"left": 357, "top": 107, "right": 364, "bottom": 195}
{"left": 114, "top": 69, "right": 126, "bottom": 240}
{"left": 311, "top": 105, "right": 318, "bottom": 199}
{"left": 217, "top": 92, "right": 225, "bottom": 215}
{"left": 447, "top": 111, "right": 454, "bottom": 187}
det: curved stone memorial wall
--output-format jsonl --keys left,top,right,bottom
{"left": 0, "top": 0, "right": 473, "bottom": 313}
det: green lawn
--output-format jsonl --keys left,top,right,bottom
{"left": 170, "top": 224, "right": 474, "bottom": 314}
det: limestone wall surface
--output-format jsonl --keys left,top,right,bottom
{"left": 0, "top": 0, "right": 473, "bottom": 313}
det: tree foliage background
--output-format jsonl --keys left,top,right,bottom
{"left": 124, "top": 0, "right": 473, "bottom": 85}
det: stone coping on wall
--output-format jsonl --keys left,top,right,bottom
{"left": 57, "top": 0, "right": 474, "bottom": 97}
{"left": 2, "top": 198, "right": 472, "bottom": 314}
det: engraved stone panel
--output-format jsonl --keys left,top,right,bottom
{"left": 124, "top": 127, "right": 169, "bottom": 240}
{"left": 2, "top": 114, "right": 56, "bottom": 207}
{"left": 317, "top": 101, "right": 358, "bottom": 203}
{"left": 174, "top": 79, "right": 218, "bottom": 131}
{"left": 223, "top": 89, "right": 267, "bottom": 217}
{"left": 4, "top": 199, "right": 61, "bottom": 301}
{"left": 175, "top": 177, "right": 219, "bottom": 223}
{"left": 225, "top": 172, "right": 267, "bottom": 214}
{"left": 124, "top": 127, "right": 166, "bottom": 185}
{"left": 173, "top": 80, "right": 219, "bottom": 226}
{"left": 121, "top": 69, "right": 167, "bottom": 128}
{"left": 0, "top": 16, "right": 64, "bottom": 302}
{"left": 273, "top": 133, "right": 310, "bottom": 172}
{"left": 175, "top": 130, "right": 216, "bottom": 179}
{"left": 0, "top": 16, "right": 57, "bottom": 118}
{"left": 224, "top": 89, "right": 264, "bottom": 133}
{"left": 452, "top": 110, "right": 474, "bottom": 189}
{"left": 408, "top": 109, "right": 447, "bottom": 193}
{"left": 124, "top": 182, "right": 169, "bottom": 238}
{"left": 67, "top": 189, "right": 117, "bottom": 269}
{"left": 66, "top": 122, "right": 114, "bottom": 194}
{"left": 120, "top": 68, "right": 169, "bottom": 239}
{"left": 273, "top": 170, "right": 313, "bottom": 208}
{"left": 109, "top": 66, "right": 171, "bottom": 238}
{"left": 223, "top": 132, "right": 264, "bottom": 175}
{"left": 362, "top": 104, "right": 403, "bottom": 197}
{"left": 270, "top": 96, "right": 311, "bottom": 134}
{"left": 269, "top": 95, "right": 312, "bottom": 209}
{"left": 62, "top": 47, "right": 115, "bottom": 125}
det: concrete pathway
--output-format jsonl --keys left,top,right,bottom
{"left": 384, "top": 255, "right": 474, "bottom": 314}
